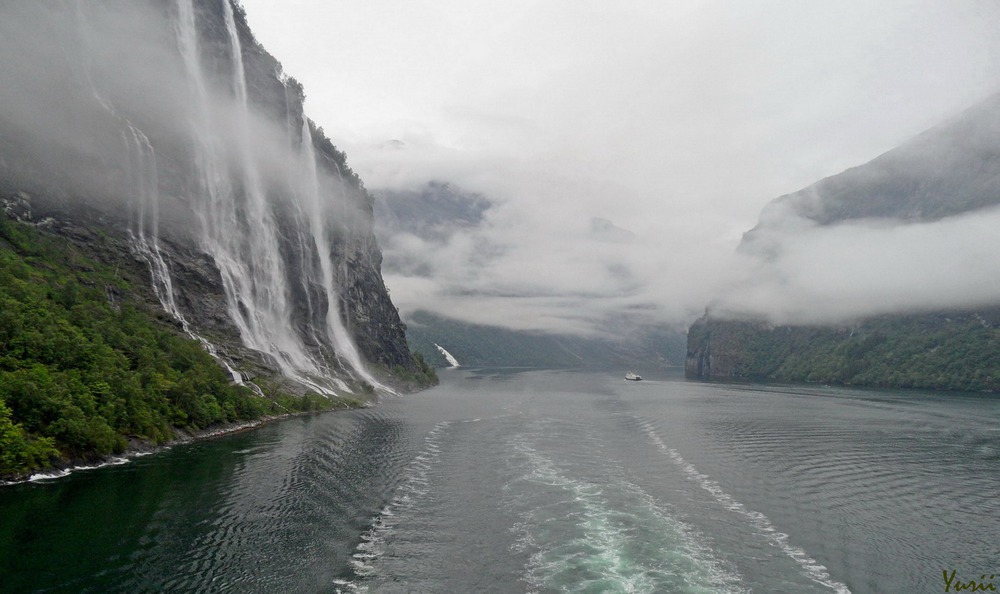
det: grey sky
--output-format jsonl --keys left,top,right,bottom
{"left": 241, "top": 0, "right": 1000, "bottom": 333}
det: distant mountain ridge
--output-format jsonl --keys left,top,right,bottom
{"left": 374, "top": 181, "right": 492, "bottom": 242}
{"left": 405, "top": 311, "right": 686, "bottom": 370}
{"left": 373, "top": 182, "right": 687, "bottom": 368}
{"left": 745, "top": 91, "right": 1000, "bottom": 239}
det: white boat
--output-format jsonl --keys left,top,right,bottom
{"left": 625, "top": 371, "right": 642, "bottom": 381}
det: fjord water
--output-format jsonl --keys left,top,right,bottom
{"left": 2, "top": 371, "right": 998, "bottom": 593}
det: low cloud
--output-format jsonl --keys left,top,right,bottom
{"left": 377, "top": 173, "right": 1000, "bottom": 336}
{"left": 239, "top": 0, "right": 1000, "bottom": 335}
{"left": 0, "top": 3, "right": 370, "bottom": 235}
{"left": 375, "top": 181, "right": 732, "bottom": 336}
{"left": 714, "top": 206, "right": 1000, "bottom": 324}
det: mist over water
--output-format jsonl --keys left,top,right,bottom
{"left": 3, "top": 370, "right": 998, "bottom": 593}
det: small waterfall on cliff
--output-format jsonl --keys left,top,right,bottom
{"left": 77, "top": 1, "right": 172, "bottom": 311}
{"left": 121, "top": 124, "right": 180, "bottom": 320}
{"left": 70, "top": 0, "right": 253, "bottom": 386}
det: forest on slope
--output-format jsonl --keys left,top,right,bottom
{"left": 0, "top": 213, "right": 354, "bottom": 478}
{"left": 686, "top": 311, "right": 1000, "bottom": 391}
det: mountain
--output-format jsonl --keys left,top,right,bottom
{"left": 688, "top": 91, "right": 1000, "bottom": 390}
{"left": 373, "top": 182, "right": 686, "bottom": 369}
{"left": 374, "top": 180, "right": 492, "bottom": 243}
{"left": 405, "top": 311, "right": 686, "bottom": 371}
{"left": 686, "top": 310, "right": 1000, "bottom": 391}
{"left": 0, "top": 1, "right": 434, "bottom": 476}
{"left": 745, "top": 92, "right": 1000, "bottom": 238}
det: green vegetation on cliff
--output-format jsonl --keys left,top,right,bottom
{"left": 687, "top": 313, "right": 1000, "bottom": 392}
{"left": 0, "top": 216, "right": 334, "bottom": 478}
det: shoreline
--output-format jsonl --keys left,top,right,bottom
{"left": 1, "top": 400, "right": 370, "bottom": 487}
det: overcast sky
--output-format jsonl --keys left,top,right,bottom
{"left": 240, "top": 0, "right": 1000, "bottom": 334}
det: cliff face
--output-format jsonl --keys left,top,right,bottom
{"left": 0, "top": 1, "right": 432, "bottom": 394}
{"left": 690, "top": 92, "right": 1000, "bottom": 391}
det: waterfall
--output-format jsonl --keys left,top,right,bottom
{"left": 73, "top": 0, "right": 252, "bottom": 385}
{"left": 299, "top": 119, "right": 381, "bottom": 388}
{"left": 122, "top": 123, "right": 252, "bottom": 387}
{"left": 168, "top": 0, "right": 381, "bottom": 395}
{"left": 69, "top": 0, "right": 266, "bottom": 388}
{"left": 121, "top": 124, "right": 179, "bottom": 320}
{"left": 177, "top": 0, "right": 324, "bottom": 392}
{"left": 279, "top": 78, "right": 329, "bottom": 359}
{"left": 219, "top": 0, "right": 310, "bottom": 373}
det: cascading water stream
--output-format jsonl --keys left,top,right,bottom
{"left": 121, "top": 123, "right": 251, "bottom": 387}
{"left": 220, "top": 1, "right": 299, "bottom": 363}
{"left": 121, "top": 124, "right": 180, "bottom": 320}
{"left": 177, "top": 0, "right": 320, "bottom": 391}
{"left": 171, "top": 0, "right": 383, "bottom": 395}
{"left": 75, "top": 0, "right": 247, "bottom": 385}
{"left": 298, "top": 119, "right": 383, "bottom": 389}
{"left": 279, "top": 82, "right": 329, "bottom": 360}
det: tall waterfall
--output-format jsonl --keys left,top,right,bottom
{"left": 74, "top": 0, "right": 249, "bottom": 386}
{"left": 168, "top": 0, "right": 378, "bottom": 394}
{"left": 298, "top": 119, "right": 378, "bottom": 386}
{"left": 122, "top": 121, "right": 251, "bottom": 387}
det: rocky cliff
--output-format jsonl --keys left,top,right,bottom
{"left": 0, "top": 1, "right": 434, "bottom": 395}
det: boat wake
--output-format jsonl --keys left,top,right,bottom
{"left": 635, "top": 417, "right": 852, "bottom": 594}
{"left": 504, "top": 430, "right": 746, "bottom": 594}
{"left": 337, "top": 420, "right": 453, "bottom": 592}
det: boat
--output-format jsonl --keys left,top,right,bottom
{"left": 625, "top": 371, "right": 642, "bottom": 381}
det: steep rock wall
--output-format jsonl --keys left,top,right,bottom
{"left": 0, "top": 1, "right": 430, "bottom": 393}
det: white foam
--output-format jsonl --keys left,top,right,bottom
{"left": 27, "top": 456, "right": 130, "bottom": 482}
{"left": 506, "top": 435, "right": 746, "bottom": 594}
{"left": 331, "top": 577, "right": 365, "bottom": 594}
{"left": 637, "top": 419, "right": 852, "bottom": 594}
{"left": 344, "top": 420, "right": 452, "bottom": 586}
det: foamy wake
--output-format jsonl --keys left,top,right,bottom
{"left": 636, "top": 418, "right": 852, "bottom": 594}
{"left": 336, "top": 420, "right": 452, "bottom": 593}
{"left": 506, "top": 434, "right": 747, "bottom": 594}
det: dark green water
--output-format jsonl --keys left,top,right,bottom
{"left": 2, "top": 369, "right": 999, "bottom": 593}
